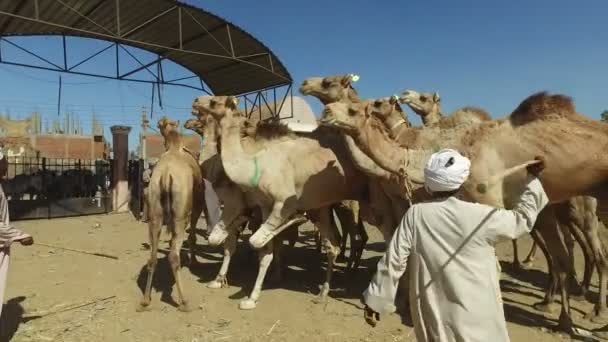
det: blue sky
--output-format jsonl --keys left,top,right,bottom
{"left": 0, "top": 0, "right": 607, "bottom": 151}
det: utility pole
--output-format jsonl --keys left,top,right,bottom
{"left": 141, "top": 107, "right": 149, "bottom": 160}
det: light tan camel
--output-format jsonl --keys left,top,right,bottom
{"left": 184, "top": 117, "right": 289, "bottom": 282}
{"left": 399, "top": 90, "right": 491, "bottom": 127}
{"left": 319, "top": 95, "right": 608, "bottom": 331}
{"left": 138, "top": 117, "right": 204, "bottom": 312}
{"left": 300, "top": 74, "right": 409, "bottom": 238}
{"left": 191, "top": 97, "right": 375, "bottom": 308}
{"left": 185, "top": 115, "right": 364, "bottom": 275}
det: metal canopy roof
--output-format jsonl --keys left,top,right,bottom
{"left": 0, "top": 0, "right": 292, "bottom": 95}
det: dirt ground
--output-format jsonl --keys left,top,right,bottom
{"left": 0, "top": 212, "right": 605, "bottom": 341}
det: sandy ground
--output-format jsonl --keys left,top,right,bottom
{"left": 0, "top": 212, "right": 605, "bottom": 341}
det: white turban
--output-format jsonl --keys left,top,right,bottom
{"left": 424, "top": 149, "right": 471, "bottom": 193}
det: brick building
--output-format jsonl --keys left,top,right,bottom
{"left": 0, "top": 134, "right": 109, "bottom": 159}
{"left": 140, "top": 132, "right": 201, "bottom": 160}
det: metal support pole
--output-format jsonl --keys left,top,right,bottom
{"left": 150, "top": 83, "right": 155, "bottom": 118}
{"left": 115, "top": 43, "right": 119, "bottom": 78}
{"left": 62, "top": 35, "right": 68, "bottom": 70}
{"left": 57, "top": 75, "right": 62, "bottom": 117}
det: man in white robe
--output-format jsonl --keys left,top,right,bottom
{"left": 363, "top": 149, "right": 548, "bottom": 342}
{"left": 0, "top": 147, "right": 33, "bottom": 319}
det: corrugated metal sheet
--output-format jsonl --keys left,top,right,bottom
{"left": 0, "top": 0, "right": 292, "bottom": 95}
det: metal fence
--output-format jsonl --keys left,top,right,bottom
{"left": 2, "top": 157, "right": 113, "bottom": 220}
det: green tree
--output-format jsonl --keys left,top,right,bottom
{"left": 602, "top": 110, "right": 608, "bottom": 122}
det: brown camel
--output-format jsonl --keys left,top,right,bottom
{"left": 138, "top": 116, "right": 204, "bottom": 312}
{"left": 192, "top": 95, "right": 390, "bottom": 307}
{"left": 399, "top": 90, "right": 536, "bottom": 270}
{"left": 319, "top": 95, "right": 608, "bottom": 331}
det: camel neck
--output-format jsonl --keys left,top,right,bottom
{"left": 343, "top": 134, "right": 394, "bottom": 181}
{"left": 383, "top": 111, "right": 410, "bottom": 139}
{"left": 218, "top": 117, "right": 257, "bottom": 187}
{"left": 422, "top": 106, "right": 443, "bottom": 126}
{"left": 353, "top": 117, "right": 407, "bottom": 176}
{"left": 163, "top": 132, "right": 183, "bottom": 152}
{"left": 200, "top": 122, "right": 218, "bottom": 164}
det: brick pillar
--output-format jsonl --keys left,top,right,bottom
{"left": 110, "top": 125, "right": 131, "bottom": 213}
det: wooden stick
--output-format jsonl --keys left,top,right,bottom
{"left": 22, "top": 295, "right": 116, "bottom": 318}
{"left": 476, "top": 160, "right": 541, "bottom": 193}
{"left": 36, "top": 242, "right": 119, "bottom": 260}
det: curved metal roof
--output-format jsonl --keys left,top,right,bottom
{"left": 0, "top": 0, "right": 292, "bottom": 95}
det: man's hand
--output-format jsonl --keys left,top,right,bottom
{"left": 19, "top": 236, "right": 33, "bottom": 246}
{"left": 364, "top": 305, "right": 380, "bottom": 327}
{"left": 527, "top": 156, "right": 545, "bottom": 177}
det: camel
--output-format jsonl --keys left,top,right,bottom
{"left": 319, "top": 95, "right": 608, "bottom": 331}
{"left": 387, "top": 92, "right": 606, "bottom": 299}
{"left": 189, "top": 100, "right": 375, "bottom": 309}
{"left": 137, "top": 116, "right": 204, "bottom": 312}
{"left": 300, "top": 74, "right": 409, "bottom": 238}
{"left": 185, "top": 115, "right": 364, "bottom": 273}
{"left": 184, "top": 117, "right": 305, "bottom": 292}
{"left": 399, "top": 89, "right": 491, "bottom": 127}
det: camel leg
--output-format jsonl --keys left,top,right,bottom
{"left": 137, "top": 217, "right": 162, "bottom": 312}
{"left": 207, "top": 229, "right": 238, "bottom": 289}
{"left": 239, "top": 242, "right": 274, "bottom": 310}
{"left": 522, "top": 241, "right": 538, "bottom": 269}
{"left": 334, "top": 204, "right": 349, "bottom": 264}
{"left": 531, "top": 212, "right": 558, "bottom": 314}
{"left": 512, "top": 239, "right": 521, "bottom": 269}
{"left": 249, "top": 199, "right": 298, "bottom": 249}
{"left": 168, "top": 218, "right": 191, "bottom": 312}
{"left": 567, "top": 223, "right": 592, "bottom": 301}
{"left": 534, "top": 206, "right": 574, "bottom": 332}
{"left": 188, "top": 199, "right": 204, "bottom": 267}
{"left": 333, "top": 202, "right": 359, "bottom": 270}
{"left": 352, "top": 218, "right": 368, "bottom": 272}
{"left": 313, "top": 207, "right": 341, "bottom": 304}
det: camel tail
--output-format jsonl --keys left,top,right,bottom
{"left": 160, "top": 174, "right": 174, "bottom": 238}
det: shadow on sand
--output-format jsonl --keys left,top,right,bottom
{"left": 0, "top": 296, "right": 40, "bottom": 342}
{"left": 136, "top": 230, "right": 382, "bottom": 309}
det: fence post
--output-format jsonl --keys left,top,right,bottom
{"left": 43, "top": 157, "right": 50, "bottom": 219}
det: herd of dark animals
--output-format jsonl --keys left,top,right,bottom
{"left": 1, "top": 168, "right": 107, "bottom": 200}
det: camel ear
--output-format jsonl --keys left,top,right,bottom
{"left": 341, "top": 75, "right": 352, "bottom": 87}
{"left": 226, "top": 96, "right": 239, "bottom": 109}
{"left": 433, "top": 92, "right": 441, "bottom": 103}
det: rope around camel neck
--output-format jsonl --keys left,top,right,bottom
{"left": 249, "top": 156, "right": 261, "bottom": 187}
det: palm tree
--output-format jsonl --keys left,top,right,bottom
{"left": 602, "top": 110, "right": 608, "bottom": 122}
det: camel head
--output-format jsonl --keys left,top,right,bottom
{"left": 368, "top": 96, "right": 410, "bottom": 127}
{"left": 191, "top": 95, "right": 241, "bottom": 122}
{"left": 399, "top": 90, "right": 441, "bottom": 119}
{"left": 299, "top": 74, "right": 360, "bottom": 104}
{"left": 184, "top": 118, "right": 205, "bottom": 135}
{"left": 157, "top": 116, "right": 180, "bottom": 137}
{"left": 319, "top": 101, "right": 368, "bottom": 136}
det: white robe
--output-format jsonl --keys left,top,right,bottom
{"left": 364, "top": 177, "right": 548, "bottom": 342}
{"left": 0, "top": 184, "right": 30, "bottom": 319}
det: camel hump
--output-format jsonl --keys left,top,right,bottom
{"left": 254, "top": 121, "right": 295, "bottom": 140}
{"left": 456, "top": 107, "right": 491, "bottom": 121}
{"left": 510, "top": 91, "right": 576, "bottom": 124}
